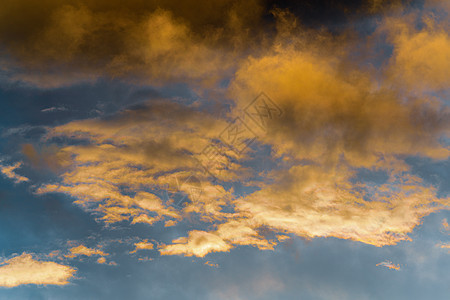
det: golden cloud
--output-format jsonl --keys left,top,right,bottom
{"left": 0, "top": 162, "right": 29, "bottom": 183}
{"left": 130, "top": 240, "right": 154, "bottom": 254}
{"left": 159, "top": 218, "right": 278, "bottom": 257}
{"left": 376, "top": 260, "right": 400, "bottom": 270}
{"left": 442, "top": 218, "right": 449, "bottom": 231}
{"left": 380, "top": 4, "right": 450, "bottom": 91}
{"left": 24, "top": 0, "right": 450, "bottom": 257}
{"left": 97, "top": 257, "right": 107, "bottom": 264}
{"left": 65, "top": 245, "right": 108, "bottom": 258}
{"left": 35, "top": 100, "right": 240, "bottom": 226}
{"left": 160, "top": 230, "right": 233, "bottom": 257}
{"left": 0, "top": 253, "right": 76, "bottom": 287}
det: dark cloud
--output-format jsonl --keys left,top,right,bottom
{"left": 0, "top": 0, "right": 421, "bottom": 88}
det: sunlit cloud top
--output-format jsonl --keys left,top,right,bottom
{"left": 0, "top": 0, "right": 448, "bottom": 298}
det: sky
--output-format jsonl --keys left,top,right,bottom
{"left": 0, "top": 0, "right": 449, "bottom": 299}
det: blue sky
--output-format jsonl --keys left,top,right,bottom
{"left": 0, "top": 1, "right": 449, "bottom": 299}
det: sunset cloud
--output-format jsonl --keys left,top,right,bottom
{"left": 380, "top": 3, "right": 450, "bottom": 92}
{"left": 65, "top": 245, "right": 108, "bottom": 259}
{"left": 160, "top": 230, "right": 233, "bottom": 257}
{"left": 0, "top": 162, "right": 29, "bottom": 183}
{"left": 376, "top": 260, "right": 401, "bottom": 270}
{"left": 442, "top": 219, "right": 449, "bottom": 231}
{"left": 0, "top": 253, "right": 76, "bottom": 287}
{"left": 130, "top": 240, "right": 154, "bottom": 254}
{"left": 0, "top": 0, "right": 449, "bottom": 298}
{"left": 160, "top": 219, "right": 276, "bottom": 257}
{"left": 7, "top": 0, "right": 449, "bottom": 260}
{"left": 0, "top": 0, "right": 261, "bottom": 88}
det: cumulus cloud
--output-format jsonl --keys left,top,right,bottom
{"left": 0, "top": 253, "right": 76, "bottom": 287}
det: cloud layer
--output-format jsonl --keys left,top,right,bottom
{"left": 2, "top": 0, "right": 449, "bottom": 260}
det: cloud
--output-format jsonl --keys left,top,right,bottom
{"left": 0, "top": 0, "right": 261, "bottom": 88}
{"left": 36, "top": 100, "right": 236, "bottom": 226}
{"left": 380, "top": 3, "right": 450, "bottom": 91}
{"left": 130, "top": 240, "right": 154, "bottom": 254}
{"left": 376, "top": 260, "right": 400, "bottom": 270}
{"left": 160, "top": 219, "right": 276, "bottom": 257}
{"left": 442, "top": 219, "right": 449, "bottom": 231}
{"left": 0, "top": 162, "right": 29, "bottom": 183}
{"left": 435, "top": 242, "right": 450, "bottom": 254}
{"left": 22, "top": 143, "right": 72, "bottom": 171}
{"left": 41, "top": 106, "right": 68, "bottom": 113}
{"left": 0, "top": 253, "right": 76, "bottom": 287}
{"left": 204, "top": 261, "right": 219, "bottom": 268}
{"left": 20, "top": 0, "right": 450, "bottom": 258}
{"left": 224, "top": 5, "right": 449, "bottom": 247}
{"left": 159, "top": 230, "right": 232, "bottom": 257}
{"left": 0, "top": 0, "right": 427, "bottom": 89}
{"left": 97, "top": 257, "right": 107, "bottom": 264}
{"left": 65, "top": 245, "right": 108, "bottom": 258}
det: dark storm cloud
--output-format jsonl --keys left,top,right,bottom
{"left": 0, "top": 0, "right": 418, "bottom": 88}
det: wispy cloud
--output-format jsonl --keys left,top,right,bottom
{"left": 65, "top": 245, "right": 108, "bottom": 259}
{"left": 204, "top": 261, "right": 219, "bottom": 268}
{"left": 376, "top": 260, "right": 401, "bottom": 270}
{"left": 0, "top": 162, "right": 29, "bottom": 183}
{"left": 41, "top": 106, "right": 68, "bottom": 113}
{"left": 442, "top": 219, "right": 449, "bottom": 231}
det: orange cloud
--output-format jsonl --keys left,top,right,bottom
{"left": 160, "top": 230, "right": 233, "bottom": 257}
{"left": 130, "top": 240, "right": 154, "bottom": 254}
{"left": 380, "top": 1, "right": 450, "bottom": 92}
{"left": 442, "top": 219, "right": 449, "bottom": 231}
{"left": 223, "top": 6, "right": 449, "bottom": 248}
{"left": 436, "top": 242, "right": 450, "bottom": 254}
{"left": 24, "top": 0, "right": 450, "bottom": 258}
{"left": 36, "top": 101, "right": 238, "bottom": 226}
{"left": 0, "top": 253, "right": 76, "bottom": 287}
{"left": 160, "top": 219, "right": 276, "bottom": 257}
{"left": 97, "top": 257, "right": 107, "bottom": 264}
{"left": 65, "top": 245, "right": 108, "bottom": 258}
{"left": 0, "top": 162, "right": 29, "bottom": 183}
{"left": 376, "top": 260, "right": 400, "bottom": 270}
{"left": 204, "top": 261, "right": 219, "bottom": 268}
